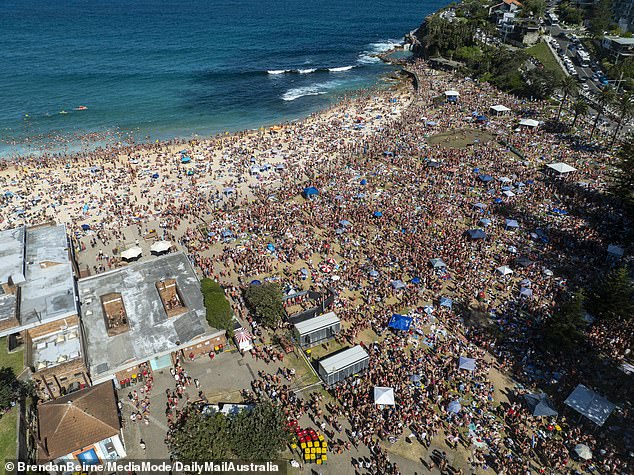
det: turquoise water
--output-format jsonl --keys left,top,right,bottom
{"left": 0, "top": 0, "right": 443, "bottom": 157}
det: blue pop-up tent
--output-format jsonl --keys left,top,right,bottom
{"left": 411, "top": 276, "right": 421, "bottom": 285}
{"left": 524, "top": 393, "right": 558, "bottom": 417}
{"left": 505, "top": 219, "right": 519, "bottom": 229}
{"left": 467, "top": 229, "right": 487, "bottom": 240}
{"left": 458, "top": 356, "right": 476, "bottom": 371}
{"left": 479, "top": 218, "right": 492, "bottom": 227}
{"left": 81, "top": 224, "right": 91, "bottom": 231}
{"left": 267, "top": 243, "right": 276, "bottom": 252}
{"left": 181, "top": 156, "right": 191, "bottom": 164}
{"left": 473, "top": 202, "right": 487, "bottom": 210}
{"left": 391, "top": 280, "right": 406, "bottom": 290}
{"left": 388, "top": 314, "right": 413, "bottom": 331}
{"left": 448, "top": 400, "right": 462, "bottom": 413}
{"left": 339, "top": 220, "right": 351, "bottom": 227}
{"left": 303, "top": 186, "right": 319, "bottom": 198}
{"left": 478, "top": 174, "right": 493, "bottom": 182}
{"left": 440, "top": 297, "right": 453, "bottom": 309}
{"left": 369, "top": 270, "right": 379, "bottom": 278}
{"left": 360, "top": 179, "right": 367, "bottom": 185}
{"left": 151, "top": 173, "right": 159, "bottom": 179}
{"left": 373, "top": 211, "right": 383, "bottom": 218}
{"left": 221, "top": 230, "right": 234, "bottom": 238}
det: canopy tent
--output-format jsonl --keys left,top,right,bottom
{"left": 467, "top": 229, "right": 487, "bottom": 240}
{"left": 220, "top": 230, "right": 234, "bottom": 238}
{"left": 250, "top": 279, "right": 262, "bottom": 285}
{"left": 547, "top": 162, "right": 577, "bottom": 174}
{"left": 303, "top": 186, "right": 319, "bottom": 198}
{"left": 444, "top": 90, "right": 460, "bottom": 96}
{"left": 339, "top": 219, "right": 352, "bottom": 227}
{"left": 503, "top": 190, "right": 516, "bottom": 197}
{"left": 234, "top": 329, "right": 254, "bottom": 353}
{"left": 275, "top": 163, "right": 285, "bottom": 170}
{"left": 498, "top": 177, "right": 512, "bottom": 183}
{"left": 391, "top": 280, "right": 406, "bottom": 290}
{"left": 516, "top": 256, "right": 534, "bottom": 267}
{"left": 81, "top": 224, "right": 91, "bottom": 231}
{"left": 150, "top": 240, "right": 172, "bottom": 254}
{"left": 519, "top": 287, "right": 533, "bottom": 298}
{"left": 607, "top": 244, "right": 624, "bottom": 258}
{"left": 181, "top": 156, "right": 191, "bottom": 163}
{"left": 473, "top": 202, "right": 487, "bottom": 210}
{"left": 374, "top": 387, "right": 396, "bottom": 406}
{"left": 490, "top": 104, "right": 510, "bottom": 114}
{"left": 458, "top": 356, "right": 476, "bottom": 371}
{"left": 121, "top": 246, "right": 143, "bottom": 260}
{"left": 430, "top": 258, "right": 447, "bottom": 269}
{"left": 479, "top": 218, "right": 492, "bottom": 227}
{"left": 519, "top": 118, "right": 539, "bottom": 128}
{"left": 440, "top": 297, "right": 453, "bottom": 309}
{"left": 373, "top": 211, "right": 383, "bottom": 218}
{"left": 520, "top": 278, "right": 532, "bottom": 287}
{"left": 447, "top": 400, "right": 462, "bottom": 414}
{"left": 564, "top": 384, "right": 615, "bottom": 426}
{"left": 369, "top": 269, "right": 379, "bottom": 278}
{"left": 444, "top": 90, "right": 459, "bottom": 102}
{"left": 478, "top": 174, "right": 493, "bottom": 182}
{"left": 388, "top": 314, "right": 413, "bottom": 331}
{"left": 360, "top": 179, "right": 367, "bottom": 185}
{"left": 496, "top": 265, "right": 513, "bottom": 276}
{"left": 574, "top": 444, "right": 592, "bottom": 461}
{"left": 524, "top": 393, "right": 558, "bottom": 417}
{"left": 411, "top": 276, "right": 421, "bottom": 285}
{"left": 505, "top": 219, "right": 519, "bottom": 229}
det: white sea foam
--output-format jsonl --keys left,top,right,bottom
{"left": 267, "top": 69, "right": 290, "bottom": 75}
{"left": 329, "top": 65, "right": 354, "bottom": 72}
{"left": 298, "top": 68, "right": 317, "bottom": 74}
{"left": 282, "top": 87, "right": 327, "bottom": 101}
{"left": 357, "top": 39, "right": 404, "bottom": 64}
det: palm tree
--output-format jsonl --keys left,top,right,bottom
{"left": 610, "top": 91, "right": 634, "bottom": 149}
{"left": 556, "top": 76, "right": 579, "bottom": 122}
{"left": 571, "top": 99, "right": 589, "bottom": 129}
{"left": 589, "top": 85, "right": 617, "bottom": 140}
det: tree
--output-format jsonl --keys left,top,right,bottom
{"left": 587, "top": 267, "right": 634, "bottom": 321}
{"left": 589, "top": 85, "right": 616, "bottom": 140}
{"left": 557, "top": 75, "right": 579, "bottom": 122}
{"left": 542, "top": 290, "right": 586, "bottom": 352}
{"left": 524, "top": 0, "right": 546, "bottom": 19}
{"left": 244, "top": 282, "right": 284, "bottom": 328}
{"left": 229, "top": 401, "right": 291, "bottom": 460}
{"left": 201, "top": 278, "right": 234, "bottom": 335}
{"left": 169, "top": 409, "right": 231, "bottom": 462}
{"left": 610, "top": 91, "right": 634, "bottom": 149}
{"left": 0, "top": 367, "right": 19, "bottom": 411}
{"left": 590, "top": 0, "right": 614, "bottom": 36}
{"left": 525, "top": 68, "right": 557, "bottom": 100}
{"left": 571, "top": 99, "right": 589, "bottom": 128}
{"left": 611, "top": 134, "right": 634, "bottom": 214}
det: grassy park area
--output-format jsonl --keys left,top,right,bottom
{"left": 526, "top": 41, "right": 565, "bottom": 81}
{"left": 0, "top": 337, "right": 23, "bottom": 475}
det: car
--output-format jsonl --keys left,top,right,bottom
{"left": 582, "top": 84, "right": 590, "bottom": 91}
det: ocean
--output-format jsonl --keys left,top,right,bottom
{"left": 0, "top": 0, "right": 446, "bottom": 157}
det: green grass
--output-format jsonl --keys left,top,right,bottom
{"left": 200, "top": 279, "right": 233, "bottom": 335}
{"left": 526, "top": 41, "right": 565, "bottom": 81}
{"left": 0, "top": 338, "right": 24, "bottom": 377}
{"left": 0, "top": 408, "right": 17, "bottom": 474}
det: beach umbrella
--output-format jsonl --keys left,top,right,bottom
{"left": 447, "top": 400, "right": 461, "bottom": 414}
{"left": 181, "top": 156, "right": 191, "bottom": 164}
{"left": 81, "top": 224, "right": 91, "bottom": 231}
{"left": 360, "top": 179, "right": 367, "bottom": 185}
{"left": 505, "top": 219, "right": 519, "bottom": 229}
{"left": 479, "top": 218, "right": 492, "bottom": 227}
{"left": 339, "top": 219, "right": 351, "bottom": 227}
{"left": 121, "top": 246, "right": 143, "bottom": 261}
{"left": 501, "top": 186, "right": 513, "bottom": 192}
{"left": 496, "top": 265, "right": 513, "bottom": 276}
{"left": 150, "top": 240, "right": 172, "bottom": 255}
{"left": 503, "top": 190, "right": 515, "bottom": 197}
{"left": 336, "top": 228, "right": 345, "bottom": 235}
{"left": 266, "top": 243, "right": 276, "bottom": 252}
{"left": 4, "top": 191, "right": 14, "bottom": 198}
{"left": 573, "top": 444, "right": 592, "bottom": 461}
{"left": 478, "top": 174, "right": 493, "bottom": 182}
{"left": 520, "top": 278, "right": 532, "bottom": 287}
{"left": 373, "top": 211, "right": 383, "bottom": 218}
{"left": 423, "top": 305, "right": 434, "bottom": 315}
{"left": 410, "top": 374, "right": 422, "bottom": 382}
{"left": 303, "top": 186, "right": 319, "bottom": 197}
{"left": 369, "top": 270, "right": 379, "bottom": 278}
{"left": 499, "top": 177, "right": 512, "bottom": 183}
{"left": 508, "top": 245, "right": 518, "bottom": 254}
{"left": 411, "top": 276, "right": 421, "bottom": 285}
{"left": 520, "top": 287, "right": 533, "bottom": 298}
{"left": 466, "top": 229, "right": 487, "bottom": 240}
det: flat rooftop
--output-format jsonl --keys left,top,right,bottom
{"left": 78, "top": 252, "right": 215, "bottom": 381}
{"left": 0, "top": 227, "right": 24, "bottom": 285}
{"left": 31, "top": 325, "right": 82, "bottom": 371}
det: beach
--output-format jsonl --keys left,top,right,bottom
{"left": 1, "top": 56, "right": 631, "bottom": 475}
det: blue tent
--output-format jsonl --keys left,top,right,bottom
{"left": 494, "top": 198, "right": 503, "bottom": 204}
{"left": 81, "top": 224, "right": 91, "bottom": 231}
{"left": 440, "top": 297, "right": 453, "bottom": 308}
{"left": 181, "top": 156, "right": 191, "bottom": 164}
{"left": 479, "top": 218, "right": 492, "bottom": 227}
{"left": 82, "top": 204, "right": 89, "bottom": 213}
{"left": 151, "top": 173, "right": 159, "bottom": 179}
{"left": 467, "top": 229, "right": 487, "bottom": 240}
{"left": 303, "top": 186, "right": 319, "bottom": 197}
{"left": 360, "top": 179, "right": 367, "bottom": 185}
{"left": 475, "top": 115, "right": 488, "bottom": 123}
{"left": 552, "top": 208, "right": 568, "bottom": 215}
{"left": 524, "top": 393, "right": 558, "bottom": 417}
{"left": 391, "top": 280, "right": 406, "bottom": 290}
{"left": 339, "top": 220, "right": 351, "bottom": 227}
{"left": 411, "top": 276, "right": 421, "bottom": 285}
{"left": 501, "top": 185, "right": 513, "bottom": 191}
{"left": 250, "top": 279, "right": 262, "bottom": 286}
{"left": 267, "top": 243, "right": 276, "bottom": 252}
{"left": 458, "top": 356, "right": 476, "bottom": 371}
{"left": 473, "top": 168, "right": 480, "bottom": 173}
{"left": 410, "top": 374, "right": 422, "bottom": 382}
{"left": 336, "top": 228, "right": 345, "bottom": 234}
{"left": 448, "top": 400, "right": 462, "bottom": 414}
{"left": 478, "top": 174, "right": 493, "bottom": 182}
{"left": 373, "top": 211, "right": 383, "bottom": 218}
{"left": 505, "top": 219, "right": 519, "bottom": 229}
{"left": 369, "top": 270, "right": 379, "bottom": 278}
{"left": 221, "top": 230, "right": 234, "bottom": 238}
{"left": 186, "top": 170, "right": 195, "bottom": 176}
{"left": 473, "top": 202, "right": 487, "bottom": 210}
{"left": 4, "top": 191, "right": 14, "bottom": 198}
{"left": 300, "top": 268, "right": 309, "bottom": 276}
{"left": 388, "top": 314, "right": 413, "bottom": 331}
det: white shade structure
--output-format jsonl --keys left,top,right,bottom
{"left": 444, "top": 90, "right": 460, "bottom": 96}
{"left": 374, "top": 386, "right": 396, "bottom": 405}
{"left": 519, "top": 118, "right": 539, "bottom": 127}
{"left": 150, "top": 240, "right": 172, "bottom": 254}
{"left": 120, "top": 246, "right": 143, "bottom": 260}
{"left": 496, "top": 265, "right": 513, "bottom": 276}
{"left": 547, "top": 162, "right": 577, "bottom": 174}
{"left": 490, "top": 104, "right": 510, "bottom": 113}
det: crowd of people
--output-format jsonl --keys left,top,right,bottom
{"left": 1, "top": 58, "right": 632, "bottom": 473}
